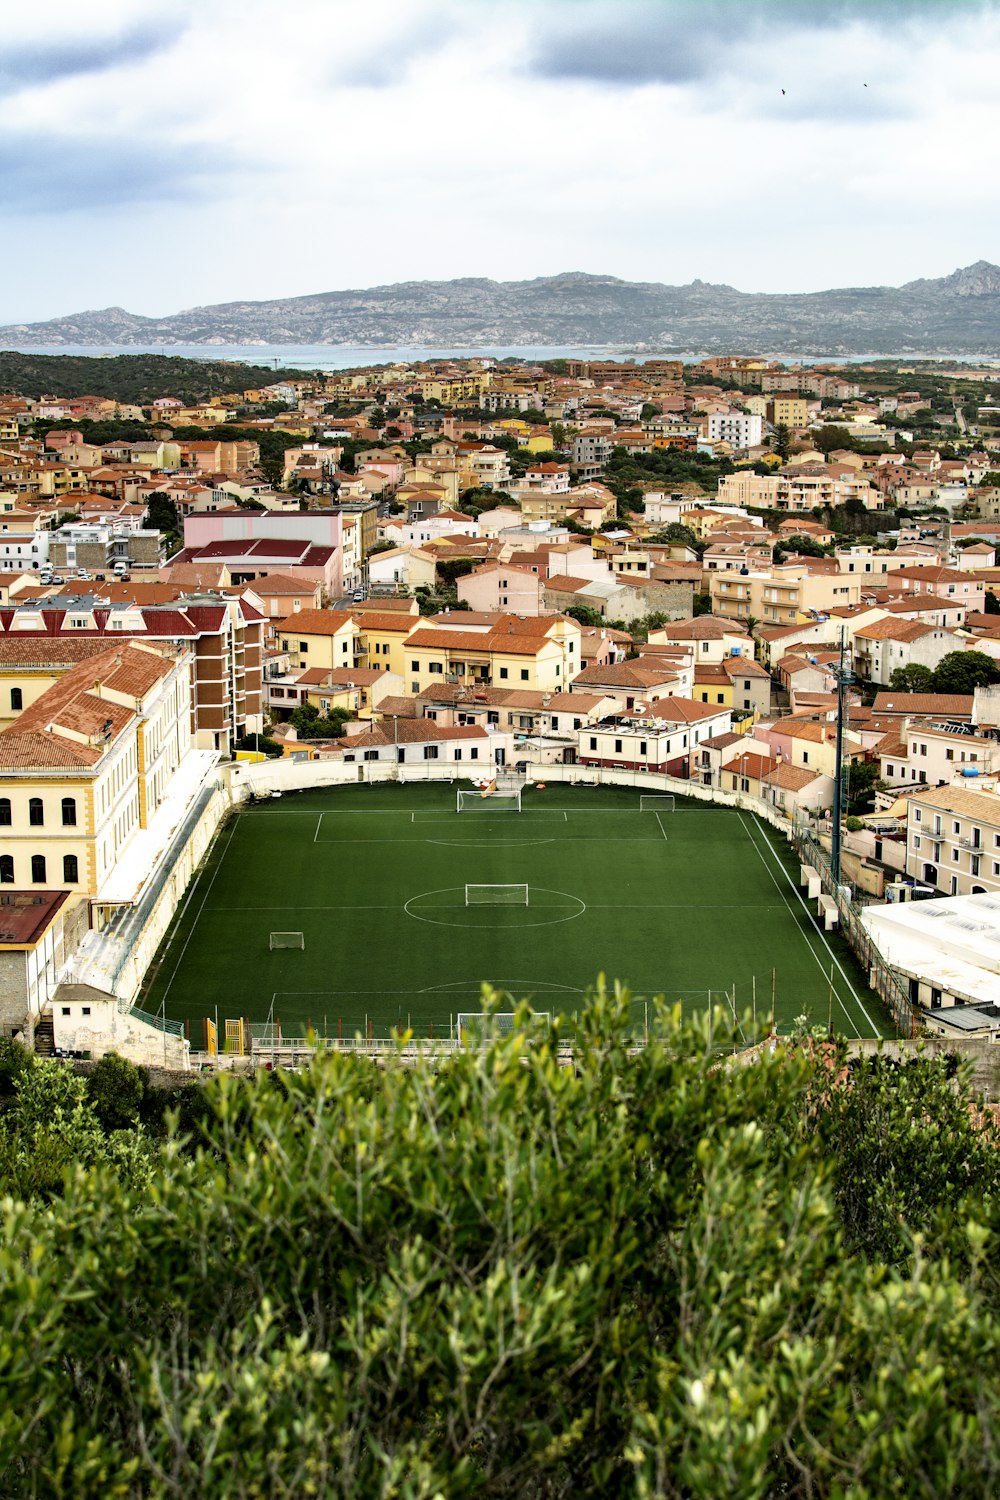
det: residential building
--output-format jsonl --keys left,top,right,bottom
{"left": 851, "top": 620, "right": 964, "bottom": 686}
{"left": 578, "top": 702, "right": 731, "bottom": 776}
{"left": 710, "top": 563, "right": 862, "bottom": 625}
{"left": 706, "top": 412, "right": 763, "bottom": 449}
{"left": 0, "top": 642, "right": 192, "bottom": 899}
{"left": 905, "top": 783, "right": 1000, "bottom": 896}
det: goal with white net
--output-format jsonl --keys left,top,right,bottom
{"left": 456, "top": 787, "right": 521, "bottom": 813}
{"left": 465, "top": 884, "right": 529, "bottom": 906}
{"left": 269, "top": 931, "right": 305, "bottom": 950}
{"left": 455, "top": 1011, "right": 552, "bottom": 1044}
{"left": 639, "top": 794, "right": 675, "bottom": 812}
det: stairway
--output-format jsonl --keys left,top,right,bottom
{"left": 33, "top": 1010, "right": 54, "bottom": 1058}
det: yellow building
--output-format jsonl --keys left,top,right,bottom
{"left": 353, "top": 608, "right": 420, "bottom": 678}
{"left": 0, "top": 642, "right": 191, "bottom": 897}
{"left": 402, "top": 615, "right": 581, "bottom": 696}
{"left": 0, "top": 639, "right": 118, "bottom": 728}
{"left": 275, "top": 609, "right": 360, "bottom": 673}
{"left": 765, "top": 396, "right": 809, "bottom": 428}
{"left": 710, "top": 563, "right": 862, "bottom": 626}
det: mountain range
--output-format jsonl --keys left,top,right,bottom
{"left": 3, "top": 263, "right": 1000, "bottom": 355}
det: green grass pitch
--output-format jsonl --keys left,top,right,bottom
{"left": 141, "top": 781, "right": 893, "bottom": 1042}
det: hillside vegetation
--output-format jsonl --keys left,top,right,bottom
{"left": 2, "top": 988, "right": 1000, "bottom": 1496}
{"left": 0, "top": 352, "right": 305, "bottom": 404}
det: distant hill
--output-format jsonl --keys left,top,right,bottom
{"left": 2, "top": 264, "right": 1000, "bottom": 355}
{"left": 0, "top": 352, "right": 306, "bottom": 403}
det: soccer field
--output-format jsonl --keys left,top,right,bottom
{"left": 141, "top": 781, "right": 893, "bottom": 1041}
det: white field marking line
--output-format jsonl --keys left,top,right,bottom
{"left": 160, "top": 813, "right": 242, "bottom": 1007}
{"left": 212, "top": 900, "right": 787, "bottom": 913}
{"left": 436, "top": 810, "right": 569, "bottom": 822}
{"left": 313, "top": 814, "right": 323, "bottom": 842}
{"left": 417, "top": 978, "right": 584, "bottom": 994}
{"left": 425, "top": 839, "right": 557, "bottom": 849}
{"left": 654, "top": 812, "right": 668, "bottom": 843}
{"left": 737, "top": 812, "right": 877, "bottom": 1037}
{"left": 314, "top": 834, "right": 668, "bottom": 845}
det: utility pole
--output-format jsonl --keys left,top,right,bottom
{"left": 830, "top": 627, "right": 854, "bottom": 889}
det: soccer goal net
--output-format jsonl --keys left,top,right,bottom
{"left": 456, "top": 1011, "right": 552, "bottom": 1044}
{"left": 269, "top": 931, "right": 305, "bottom": 950}
{"left": 639, "top": 794, "right": 675, "bottom": 812}
{"left": 456, "top": 787, "right": 521, "bottom": 813}
{"left": 465, "top": 884, "right": 529, "bottom": 906}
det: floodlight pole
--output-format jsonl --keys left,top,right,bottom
{"left": 830, "top": 628, "right": 853, "bottom": 890}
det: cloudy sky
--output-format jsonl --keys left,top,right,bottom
{"left": 3, "top": 0, "right": 999, "bottom": 322}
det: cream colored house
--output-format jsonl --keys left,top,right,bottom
{"left": 710, "top": 563, "right": 862, "bottom": 626}
{"left": 0, "top": 642, "right": 192, "bottom": 898}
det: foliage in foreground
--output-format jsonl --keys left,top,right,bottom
{"left": 2, "top": 990, "right": 1000, "bottom": 1497}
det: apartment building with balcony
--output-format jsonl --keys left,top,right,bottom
{"left": 905, "top": 783, "right": 1000, "bottom": 896}
{"left": 710, "top": 563, "right": 862, "bottom": 625}
{"left": 705, "top": 412, "right": 763, "bottom": 449}
{"left": 1, "top": 591, "right": 263, "bottom": 755}
{"left": 717, "top": 467, "right": 882, "bottom": 513}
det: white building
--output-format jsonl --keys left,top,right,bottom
{"left": 706, "top": 413, "right": 763, "bottom": 449}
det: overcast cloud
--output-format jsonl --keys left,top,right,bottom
{"left": 2, "top": 0, "right": 998, "bottom": 323}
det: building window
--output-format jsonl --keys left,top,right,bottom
{"left": 61, "top": 797, "right": 77, "bottom": 826}
{"left": 520, "top": 669, "right": 529, "bottom": 681}
{"left": 615, "top": 739, "right": 623, "bottom": 753}
{"left": 423, "top": 746, "right": 439, "bottom": 760}
{"left": 10, "top": 687, "right": 21, "bottom": 711}
{"left": 499, "top": 667, "right": 509, "bottom": 679}
{"left": 0, "top": 855, "right": 12, "bottom": 883}
{"left": 28, "top": 797, "right": 44, "bottom": 826}
{"left": 63, "top": 854, "right": 78, "bottom": 882}
{"left": 0, "top": 798, "right": 9, "bottom": 826}
{"left": 589, "top": 737, "right": 597, "bottom": 750}
{"left": 299, "top": 642, "right": 308, "bottom": 653}
{"left": 31, "top": 854, "right": 46, "bottom": 883}
{"left": 411, "top": 661, "right": 419, "bottom": 672}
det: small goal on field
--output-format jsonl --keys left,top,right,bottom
{"left": 269, "top": 931, "right": 305, "bottom": 950}
{"left": 465, "top": 883, "right": 529, "bottom": 906}
{"left": 455, "top": 1011, "right": 552, "bottom": 1045}
{"left": 639, "top": 794, "right": 675, "bottom": 812}
{"left": 456, "top": 787, "right": 521, "bottom": 813}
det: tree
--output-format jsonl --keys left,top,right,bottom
{"left": 888, "top": 664, "right": 934, "bottom": 694}
{"left": 290, "top": 702, "right": 351, "bottom": 740}
{"left": 4, "top": 997, "right": 1000, "bottom": 1493}
{"left": 649, "top": 523, "right": 697, "bottom": 548}
{"left": 987, "top": 590, "right": 1000, "bottom": 615}
{"left": 87, "top": 1053, "right": 144, "bottom": 1131}
{"left": 846, "top": 758, "right": 882, "bottom": 814}
{"left": 773, "top": 422, "right": 790, "bottom": 460}
{"left": 565, "top": 604, "right": 606, "bottom": 628}
{"left": 145, "top": 492, "right": 179, "bottom": 536}
{"left": 233, "top": 732, "right": 284, "bottom": 759}
{"left": 931, "top": 650, "right": 1000, "bottom": 695}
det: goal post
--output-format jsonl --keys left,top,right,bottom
{"left": 269, "top": 931, "right": 305, "bottom": 949}
{"left": 639, "top": 794, "right": 675, "bottom": 812}
{"left": 456, "top": 787, "right": 521, "bottom": 813}
{"left": 455, "top": 1011, "right": 552, "bottom": 1045}
{"left": 465, "top": 883, "right": 529, "bottom": 906}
